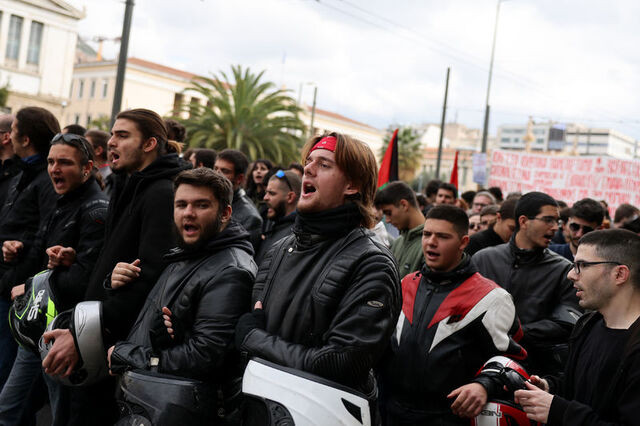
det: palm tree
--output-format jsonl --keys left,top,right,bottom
{"left": 379, "top": 125, "right": 424, "bottom": 181}
{"left": 178, "top": 65, "right": 306, "bottom": 164}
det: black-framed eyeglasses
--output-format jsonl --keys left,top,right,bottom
{"left": 51, "top": 133, "right": 91, "bottom": 161}
{"left": 469, "top": 223, "right": 482, "bottom": 230}
{"left": 568, "top": 222, "right": 595, "bottom": 234}
{"left": 572, "top": 260, "right": 625, "bottom": 275}
{"left": 529, "top": 216, "right": 558, "bottom": 226}
{"left": 275, "top": 169, "right": 292, "bottom": 191}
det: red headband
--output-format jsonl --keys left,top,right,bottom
{"left": 310, "top": 136, "right": 337, "bottom": 153}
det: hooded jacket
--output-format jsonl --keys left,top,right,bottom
{"left": 471, "top": 237, "right": 581, "bottom": 375}
{"left": 110, "top": 221, "right": 257, "bottom": 381}
{"left": 241, "top": 224, "right": 401, "bottom": 394}
{"left": 0, "top": 178, "right": 108, "bottom": 308}
{"left": 84, "top": 153, "right": 190, "bottom": 345}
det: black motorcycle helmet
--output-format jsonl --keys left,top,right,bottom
{"left": 8, "top": 270, "right": 58, "bottom": 354}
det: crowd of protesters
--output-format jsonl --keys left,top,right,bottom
{"left": 0, "top": 106, "right": 638, "bottom": 426}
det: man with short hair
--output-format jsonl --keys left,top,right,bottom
{"left": 41, "top": 108, "right": 189, "bottom": 425}
{"left": 107, "top": 168, "right": 256, "bottom": 424}
{"left": 550, "top": 198, "right": 604, "bottom": 261}
{"left": 472, "top": 192, "right": 582, "bottom": 376}
{"left": 254, "top": 170, "right": 300, "bottom": 264}
{"left": 479, "top": 204, "right": 499, "bottom": 231}
{"left": 214, "top": 149, "right": 262, "bottom": 247}
{"left": 466, "top": 197, "right": 519, "bottom": 256}
{"left": 0, "top": 107, "right": 60, "bottom": 391}
{"left": 193, "top": 148, "right": 216, "bottom": 169}
{"left": 85, "top": 129, "right": 113, "bottom": 194}
{"left": 435, "top": 182, "right": 457, "bottom": 205}
{"left": 471, "top": 191, "right": 496, "bottom": 213}
{"left": 380, "top": 205, "right": 526, "bottom": 425}
{"left": 375, "top": 181, "right": 426, "bottom": 277}
{"left": 515, "top": 229, "right": 640, "bottom": 425}
{"left": 613, "top": 203, "right": 639, "bottom": 228}
{"left": 423, "top": 179, "right": 442, "bottom": 214}
{"left": 62, "top": 124, "right": 86, "bottom": 136}
{"left": 235, "top": 132, "right": 401, "bottom": 422}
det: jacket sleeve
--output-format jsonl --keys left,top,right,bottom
{"left": 0, "top": 227, "right": 46, "bottom": 298}
{"left": 51, "top": 201, "right": 108, "bottom": 307}
{"left": 473, "top": 289, "right": 528, "bottom": 398}
{"left": 111, "top": 267, "right": 254, "bottom": 377}
{"left": 547, "top": 351, "right": 640, "bottom": 426}
{"left": 241, "top": 249, "right": 401, "bottom": 387}
{"left": 101, "top": 182, "right": 176, "bottom": 345}
{"left": 520, "top": 270, "right": 581, "bottom": 345}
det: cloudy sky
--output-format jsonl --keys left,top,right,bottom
{"left": 67, "top": 0, "right": 640, "bottom": 140}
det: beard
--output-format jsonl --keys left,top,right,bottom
{"left": 268, "top": 199, "right": 288, "bottom": 220}
{"left": 174, "top": 214, "right": 223, "bottom": 251}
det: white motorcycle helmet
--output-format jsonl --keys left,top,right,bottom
{"left": 39, "top": 301, "right": 109, "bottom": 386}
{"left": 242, "top": 357, "right": 372, "bottom": 426}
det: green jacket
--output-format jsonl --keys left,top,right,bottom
{"left": 390, "top": 223, "right": 424, "bottom": 279}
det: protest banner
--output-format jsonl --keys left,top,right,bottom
{"left": 488, "top": 150, "right": 640, "bottom": 211}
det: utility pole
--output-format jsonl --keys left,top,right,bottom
{"left": 481, "top": 0, "right": 503, "bottom": 153}
{"left": 435, "top": 67, "right": 450, "bottom": 179}
{"left": 110, "top": 0, "right": 135, "bottom": 126}
{"left": 308, "top": 85, "right": 317, "bottom": 139}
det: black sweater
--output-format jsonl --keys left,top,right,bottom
{"left": 84, "top": 154, "right": 189, "bottom": 345}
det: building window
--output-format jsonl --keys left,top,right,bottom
{"left": 6, "top": 15, "right": 24, "bottom": 61}
{"left": 90, "top": 80, "right": 96, "bottom": 98}
{"left": 78, "top": 80, "right": 84, "bottom": 98}
{"left": 87, "top": 115, "right": 92, "bottom": 126}
{"left": 26, "top": 21, "right": 43, "bottom": 65}
{"left": 69, "top": 80, "right": 74, "bottom": 98}
{"left": 74, "top": 114, "right": 81, "bottom": 125}
{"left": 102, "top": 80, "right": 108, "bottom": 98}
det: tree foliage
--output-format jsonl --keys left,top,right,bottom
{"left": 178, "top": 65, "right": 306, "bottom": 164}
{"left": 379, "top": 125, "right": 424, "bottom": 181}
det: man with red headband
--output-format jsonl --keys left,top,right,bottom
{"left": 235, "top": 133, "right": 401, "bottom": 422}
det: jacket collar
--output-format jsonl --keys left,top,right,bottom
{"left": 509, "top": 233, "right": 546, "bottom": 266}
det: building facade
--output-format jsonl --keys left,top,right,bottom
{"left": 64, "top": 57, "right": 200, "bottom": 127}
{"left": 0, "top": 0, "right": 83, "bottom": 116}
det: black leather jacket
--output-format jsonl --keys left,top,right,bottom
{"left": 471, "top": 238, "right": 582, "bottom": 375}
{"left": 232, "top": 188, "right": 262, "bottom": 249}
{"left": 241, "top": 226, "right": 401, "bottom": 393}
{"left": 254, "top": 212, "right": 296, "bottom": 265}
{"left": 0, "top": 178, "right": 108, "bottom": 307}
{"left": 111, "top": 221, "right": 257, "bottom": 382}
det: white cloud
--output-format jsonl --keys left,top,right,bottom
{"left": 69, "top": 0, "right": 640, "bottom": 139}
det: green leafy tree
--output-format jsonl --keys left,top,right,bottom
{"left": 178, "top": 65, "right": 306, "bottom": 164}
{"left": 379, "top": 125, "right": 424, "bottom": 181}
{"left": 0, "top": 84, "right": 9, "bottom": 107}
{"left": 87, "top": 115, "right": 111, "bottom": 132}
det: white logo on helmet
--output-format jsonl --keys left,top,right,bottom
{"left": 27, "top": 290, "right": 46, "bottom": 321}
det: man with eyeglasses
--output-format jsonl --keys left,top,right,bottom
{"left": 549, "top": 198, "right": 604, "bottom": 262}
{"left": 515, "top": 229, "right": 640, "bottom": 425}
{"left": 472, "top": 192, "right": 582, "bottom": 376}
{"left": 471, "top": 191, "right": 496, "bottom": 214}
{"left": 254, "top": 169, "right": 301, "bottom": 264}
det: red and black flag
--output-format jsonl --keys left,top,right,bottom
{"left": 450, "top": 150, "right": 459, "bottom": 190}
{"left": 378, "top": 128, "right": 399, "bottom": 189}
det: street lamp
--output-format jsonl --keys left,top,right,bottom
{"left": 298, "top": 82, "right": 318, "bottom": 139}
{"left": 480, "top": 0, "right": 508, "bottom": 153}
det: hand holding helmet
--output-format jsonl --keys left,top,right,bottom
{"left": 42, "top": 328, "right": 79, "bottom": 377}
